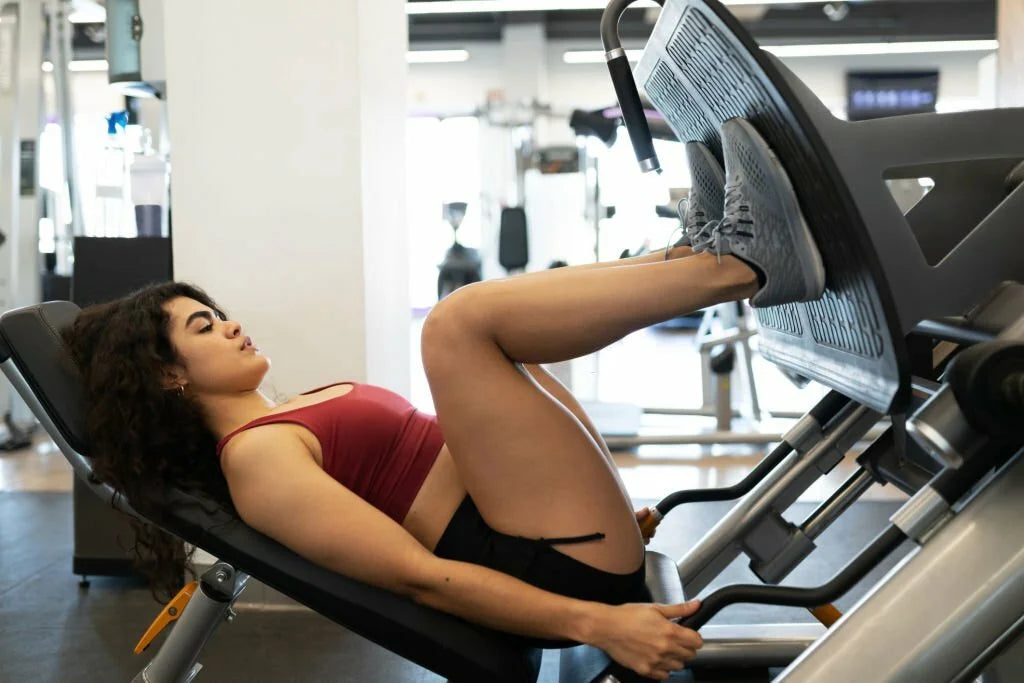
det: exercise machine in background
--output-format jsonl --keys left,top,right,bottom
{"left": 498, "top": 206, "right": 529, "bottom": 276}
{"left": 436, "top": 201, "right": 481, "bottom": 300}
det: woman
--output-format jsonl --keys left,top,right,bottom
{"left": 63, "top": 119, "right": 824, "bottom": 681}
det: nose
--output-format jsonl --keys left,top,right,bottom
{"left": 227, "top": 322, "right": 241, "bottom": 338}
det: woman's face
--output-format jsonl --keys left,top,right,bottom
{"left": 162, "top": 296, "right": 270, "bottom": 395}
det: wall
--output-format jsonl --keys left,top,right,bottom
{"left": 408, "top": 36, "right": 995, "bottom": 279}
{"left": 997, "top": 0, "right": 1024, "bottom": 106}
{"left": 163, "top": 0, "right": 410, "bottom": 399}
{"left": 410, "top": 40, "right": 994, "bottom": 136}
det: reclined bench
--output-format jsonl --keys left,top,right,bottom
{"left": 3, "top": 0, "right": 1024, "bottom": 681}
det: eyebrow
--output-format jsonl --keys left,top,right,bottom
{"left": 184, "top": 310, "right": 215, "bottom": 329}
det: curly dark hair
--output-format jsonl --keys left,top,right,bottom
{"left": 61, "top": 281, "right": 235, "bottom": 603}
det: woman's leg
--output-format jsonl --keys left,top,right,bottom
{"left": 422, "top": 253, "right": 756, "bottom": 575}
{"left": 522, "top": 363, "right": 617, "bottom": 470}
{"left": 439, "top": 252, "right": 756, "bottom": 364}
{"left": 537, "top": 243, "right": 694, "bottom": 272}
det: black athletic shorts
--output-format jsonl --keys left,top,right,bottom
{"left": 433, "top": 495, "right": 649, "bottom": 648}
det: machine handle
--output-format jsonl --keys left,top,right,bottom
{"left": 679, "top": 525, "right": 906, "bottom": 631}
{"left": 605, "top": 54, "right": 660, "bottom": 173}
{"left": 601, "top": 0, "right": 664, "bottom": 173}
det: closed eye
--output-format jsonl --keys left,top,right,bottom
{"left": 200, "top": 324, "right": 214, "bottom": 333}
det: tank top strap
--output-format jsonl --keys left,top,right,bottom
{"left": 216, "top": 409, "right": 321, "bottom": 458}
{"left": 215, "top": 381, "right": 357, "bottom": 458}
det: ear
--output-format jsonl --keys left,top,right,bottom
{"left": 160, "top": 365, "right": 187, "bottom": 391}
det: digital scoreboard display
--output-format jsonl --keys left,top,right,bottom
{"left": 846, "top": 71, "right": 939, "bottom": 120}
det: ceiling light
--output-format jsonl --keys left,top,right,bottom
{"left": 563, "top": 39, "right": 998, "bottom": 63}
{"left": 407, "top": 49, "right": 471, "bottom": 64}
{"left": 68, "top": 3, "right": 105, "bottom": 23}
{"left": 409, "top": 0, "right": 657, "bottom": 13}
{"left": 564, "top": 49, "right": 639, "bottom": 63}
{"left": 407, "top": 0, "right": 819, "bottom": 13}
{"left": 763, "top": 40, "right": 998, "bottom": 58}
{"left": 41, "top": 59, "right": 109, "bottom": 73}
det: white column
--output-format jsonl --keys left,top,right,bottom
{"left": 162, "top": 0, "right": 410, "bottom": 398}
{"left": 997, "top": 0, "right": 1024, "bottom": 107}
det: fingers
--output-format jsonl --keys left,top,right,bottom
{"left": 641, "top": 649, "right": 697, "bottom": 681}
{"left": 656, "top": 600, "right": 701, "bottom": 620}
{"left": 675, "top": 624, "right": 703, "bottom": 650}
{"left": 635, "top": 506, "right": 650, "bottom": 520}
{"left": 659, "top": 649, "right": 696, "bottom": 671}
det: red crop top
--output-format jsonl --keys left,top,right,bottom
{"left": 215, "top": 382, "right": 446, "bottom": 523}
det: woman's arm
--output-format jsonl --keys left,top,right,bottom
{"left": 222, "top": 427, "right": 702, "bottom": 679}
{"left": 413, "top": 553, "right": 702, "bottom": 680}
{"left": 413, "top": 553, "right": 598, "bottom": 641}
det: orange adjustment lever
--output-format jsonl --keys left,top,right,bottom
{"left": 637, "top": 507, "right": 662, "bottom": 542}
{"left": 809, "top": 603, "right": 843, "bottom": 628}
{"left": 134, "top": 581, "right": 198, "bottom": 654}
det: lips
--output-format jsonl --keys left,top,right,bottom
{"left": 241, "top": 336, "right": 252, "bottom": 350}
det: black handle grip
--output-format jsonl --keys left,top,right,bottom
{"left": 606, "top": 54, "right": 660, "bottom": 173}
{"left": 679, "top": 524, "right": 907, "bottom": 631}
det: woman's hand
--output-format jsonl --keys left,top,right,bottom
{"left": 636, "top": 506, "right": 657, "bottom": 545}
{"left": 586, "top": 601, "right": 704, "bottom": 680}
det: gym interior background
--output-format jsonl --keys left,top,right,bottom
{"left": 1, "top": 0, "right": 1023, "bottom": 681}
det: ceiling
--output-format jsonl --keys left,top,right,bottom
{"left": 407, "top": 0, "right": 995, "bottom": 45}
{"left": 67, "top": 1, "right": 997, "bottom": 61}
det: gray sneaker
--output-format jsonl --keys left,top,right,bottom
{"left": 672, "top": 141, "right": 725, "bottom": 251}
{"left": 695, "top": 118, "right": 826, "bottom": 308}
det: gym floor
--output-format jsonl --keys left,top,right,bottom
{"left": 0, "top": 321, "right": 907, "bottom": 682}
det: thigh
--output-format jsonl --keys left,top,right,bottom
{"left": 523, "top": 364, "right": 616, "bottom": 466}
{"left": 422, "top": 317, "right": 644, "bottom": 575}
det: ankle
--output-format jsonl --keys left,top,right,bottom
{"left": 666, "top": 244, "right": 694, "bottom": 260}
{"left": 722, "top": 255, "right": 761, "bottom": 298}
{"left": 692, "top": 252, "right": 759, "bottom": 297}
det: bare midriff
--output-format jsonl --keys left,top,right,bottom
{"left": 400, "top": 444, "right": 466, "bottom": 551}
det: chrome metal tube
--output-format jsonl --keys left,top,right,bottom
{"left": 777, "top": 453, "right": 1024, "bottom": 683}
{"left": 677, "top": 404, "right": 878, "bottom": 594}
{"left": 800, "top": 467, "right": 876, "bottom": 540}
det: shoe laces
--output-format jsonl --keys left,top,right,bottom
{"left": 689, "top": 219, "right": 720, "bottom": 254}
{"left": 682, "top": 196, "right": 715, "bottom": 239}
{"left": 707, "top": 183, "right": 746, "bottom": 263}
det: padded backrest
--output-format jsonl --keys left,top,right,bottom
{"left": 0, "top": 302, "right": 91, "bottom": 456}
{"left": 0, "top": 301, "right": 543, "bottom": 683}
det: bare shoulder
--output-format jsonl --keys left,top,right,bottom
{"left": 219, "top": 426, "right": 318, "bottom": 490}
{"left": 218, "top": 426, "right": 323, "bottom": 527}
{"left": 214, "top": 423, "right": 437, "bottom": 598}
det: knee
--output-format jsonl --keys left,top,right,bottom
{"left": 421, "top": 283, "right": 489, "bottom": 372}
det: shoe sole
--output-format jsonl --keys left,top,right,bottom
{"left": 720, "top": 118, "right": 826, "bottom": 307}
